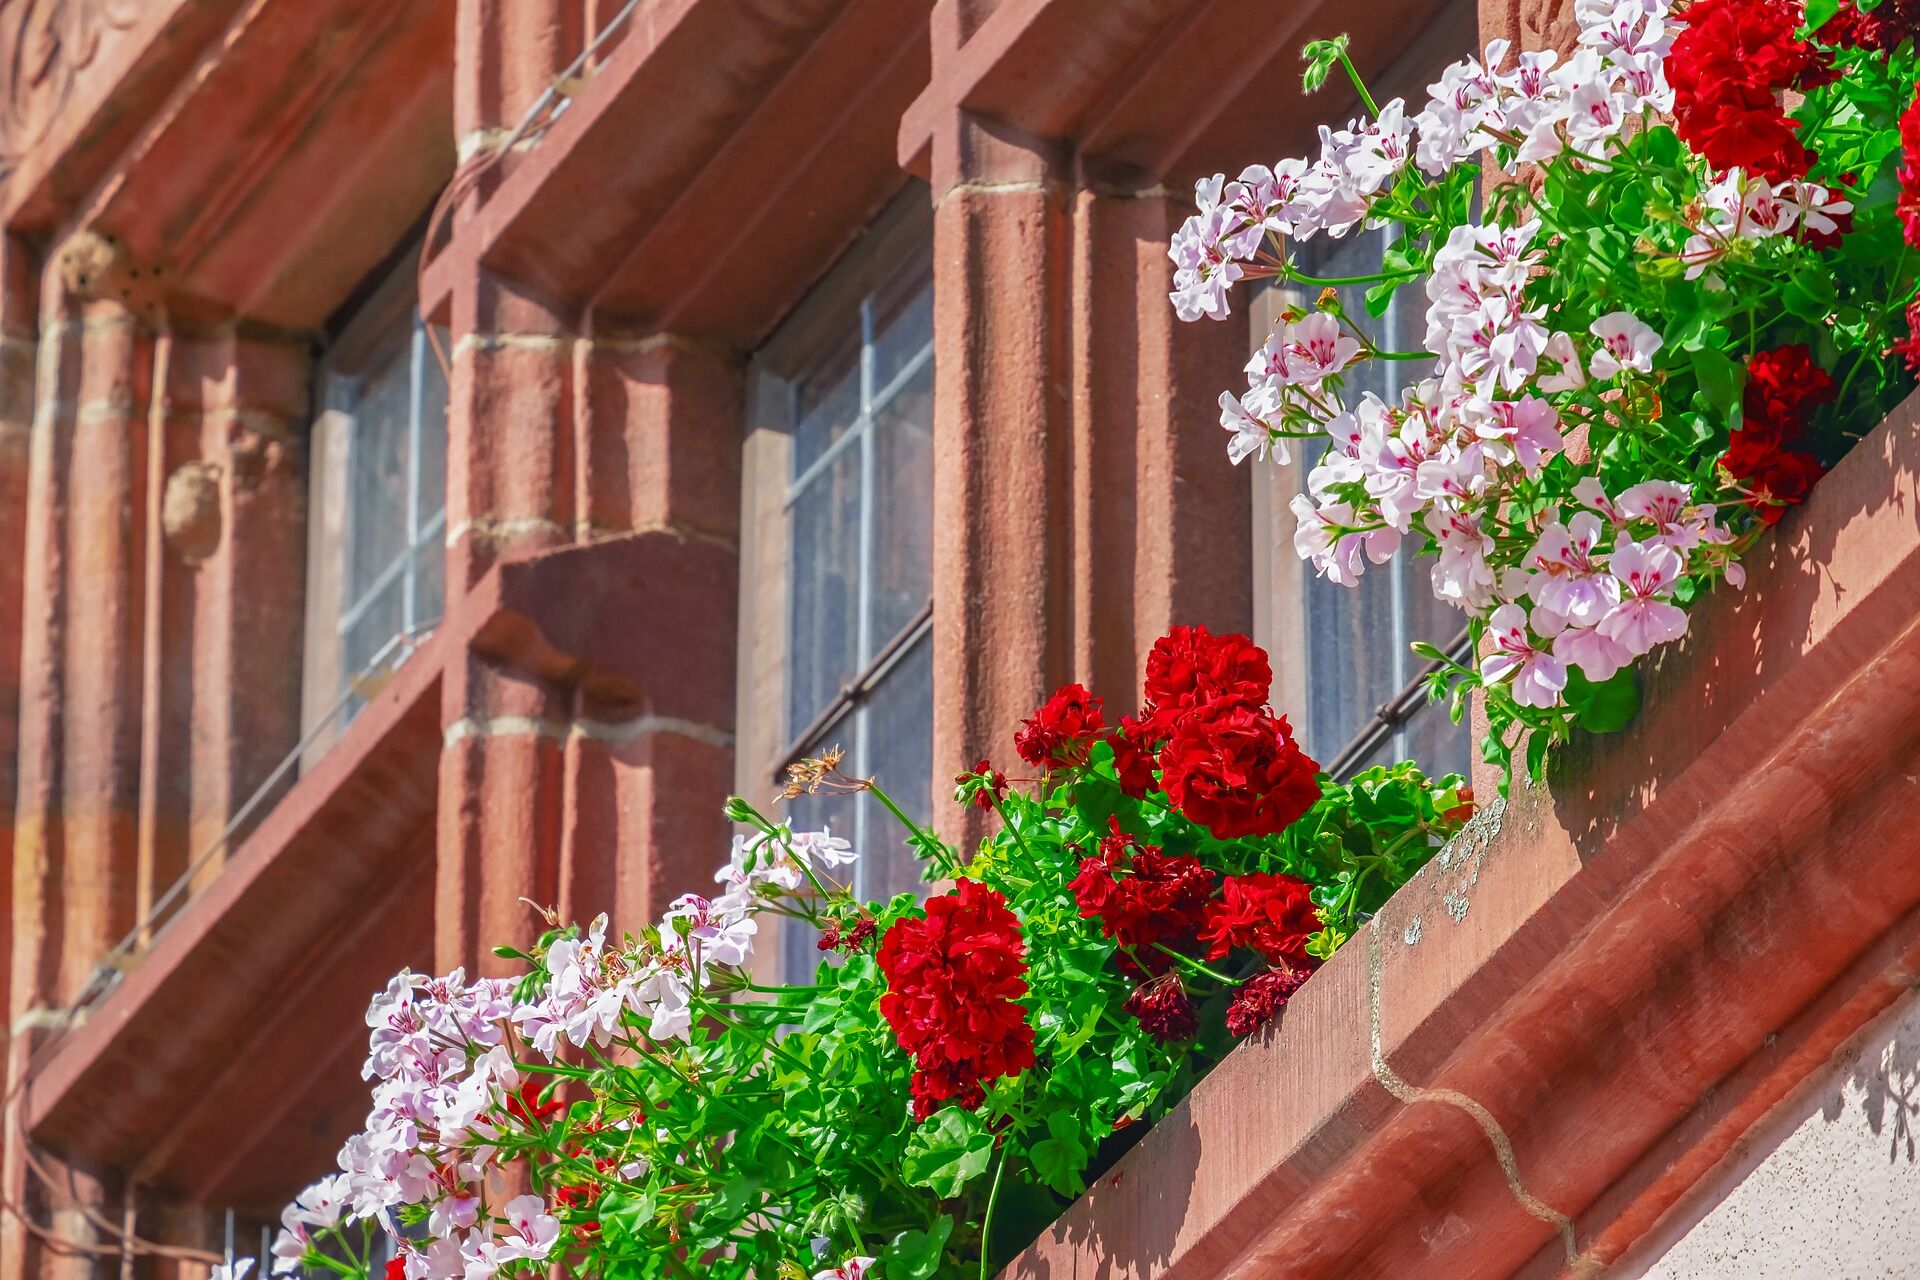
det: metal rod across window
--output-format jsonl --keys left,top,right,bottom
{"left": 1324, "top": 627, "right": 1472, "bottom": 782}
{"left": 775, "top": 601, "right": 933, "bottom": 777}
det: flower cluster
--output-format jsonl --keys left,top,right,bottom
{"left": 878, "top": 879, "right": 1039, "bottom": 1118}
{"left": 273, "top": 824, "right": 861, "bottom": 1279}
{"left": 1668, "top": 0, "right": 1830, "bottom": 179}
{"left": 1174, "top": 0, "right": 1919, "bottom": 776}
{"left": 1721, "top": 343, "right": 1834, "bottom": 523}
{"left": 1075, "top": 848, "right": 1323, "bottom": 1044}
{"left": 1068, "top": 820, "right": 1216, "bottom": 975}
{"left": 269, "top": 969, "right": 560, "bottom": 1280}
{"left": 267, "top": 627, "right": 1467, "bottom": 1280}
{"left": 1020, "top": 629, "right": 1320, "bottom": 840}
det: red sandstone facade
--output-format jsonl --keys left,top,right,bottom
{"left": 1, "top": 2, "right": 1917, "bottom": 1279}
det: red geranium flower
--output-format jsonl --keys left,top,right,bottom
{"left": 1743, "top": 343, "right": 1836, "bottom": 440}
{"left": 1898, "top": 83, "right": 1920, "bottom": 250}
{"left": 1817, "top": 0, "right": 1920, "bottom": 50}
{"left": 958, "top": 758, "right": 1010, "bottom": 811}
{"left": 1722, "top": 344, "right": 1833, "bottom": 522}
{"left": 384, "top": 1260, "right": 408, "bottom": 1280}
{"left": 1891, "top": 298, "right": 1920, "bottom": 375}
{"left": 1724, "top": 434, "right": 1827, "bottom": 523}
{"left": 1123, "top": 974, "right": 1201, "bottom": 1042}
{"left": 1669, "top": 0, "right": 1827, "bottom": 180}
{"left": 1199, "top": 872, "right": 1321, "bottom": 966}
{"left": 1068, "top": 819, "right": 1216, "bottom": 971}
{"left": 877, "top": 879, "right": 1037, "bottom": 1119}
{"left": 1138, "top": 625, "right": 1273, "bottom": 740}
{"left": 1226, "top": 965, "right": 1313, "bottom": 1037}
{"left": 1108, "top": 717, "right": 1160, "bottom": 798}
{"left": 1159, "top": 702, "right": 1322, "bottom": 839}
{"left": 505, "top": 1077, "right": 565, "bottom": 1125}
{"left": 1013, "top": 683, "right": 1106, "bottom": 767}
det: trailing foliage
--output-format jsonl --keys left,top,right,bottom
{"left": 1174, "top": 0, "right": 1920, "bottom": 783}
{"left": 266, "top": 629, "right": 1466, "bottom": 1280}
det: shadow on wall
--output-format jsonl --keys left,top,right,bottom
{"left": 1604, "top": 990, "right": 1920, "bottom": 1279}
{"left": 1014, "top": 1098, "right": 1206, "bottom": 1280}
{"left": 1827, "top": 1004, "right": 1920, "bottom": 1165}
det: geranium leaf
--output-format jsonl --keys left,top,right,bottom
{"left": 882, "top": 1217, "right": 955, "bottom": 1280}
{"left": 901, "top": 1107, "right": 994, "bottom": 1198}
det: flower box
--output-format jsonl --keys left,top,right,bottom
{"left": 999, "top": 393, "right": 1920, "bottom": 1277}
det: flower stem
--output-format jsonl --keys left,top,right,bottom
{"left": 1337, "top": 48, "right": 1380, "bottom": 118}
{"left": 869, "top": 778, "right": 960, "bottom": 878}
{"left": 1150, "top": 943, "right": 1244, "bottom": 987}
{"left": 978, "top": 1148, "right": 1010, "bottom": 1280}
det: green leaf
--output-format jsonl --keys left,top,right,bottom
{"left": 901, "top": 1107, "right": 994, "bottom": 1198}
{"left": 1563, "top": 667, "right": 1642, "bottom": 734}
{"left": 1783, "top": 264, "right": 1837, "bottom": 321}
{"left": 1689, "top": 346, "right": 1744, "bottom": 419}
{"left": 1524, "top": 728, "right": 1551, "bottom": 784}
{"left": 882, "top": 1217, "right": 955, "bottom": 1280}
{"left": 1804, "top": 0, "right": 1839, "bottom": 31}
{"left": 1028, "top": 1111, "right": 1092, "bottom": 1198}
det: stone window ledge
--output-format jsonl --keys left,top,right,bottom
{"left": 1006, "top": 397, "right": 1920, "bottom": 1279}
{"left": 21, "top": 530, "right": 729, "bottom": 1211}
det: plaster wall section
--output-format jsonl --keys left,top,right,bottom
{"left": 1616, "top": 989, "right": 1920, "bottom": 1280}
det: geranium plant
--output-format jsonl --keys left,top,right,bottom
{"left": 267, "top": 628, "right": 1469, "bottom": 1280}
{"left": 1173, "top": 0, "right": 1920, "bottom": 781}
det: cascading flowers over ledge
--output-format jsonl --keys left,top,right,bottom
{"left": 267, "top": 627, "right": 1470, "bottom": 1280}
{"left": 1174, "top": 0, "right": 1920, "bottom": 779}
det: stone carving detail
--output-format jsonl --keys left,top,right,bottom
{"left": 0, "top": 0, "right": 142, "bottom": 174}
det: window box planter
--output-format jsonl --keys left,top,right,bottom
{"left": 1002, "top": 395, "right": 1920, "bottom": 1278}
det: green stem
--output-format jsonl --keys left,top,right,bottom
{"left": 1286, "top": 265, "right": 1422, "bottom": 289}
{"left": 869, "top": 778, "right": 960, "bottom": 878}
{"left": 1337, "top": 49, "right": 1380, "bottom": 118}
{"left": 990, "top": 791, "right": 1042, "bottom": 870}
{"left": 1150, "top": 943, "right": 1244, "bottom": 987}
{"left": 978, "top": 1148, "right": 1010, "bottom": 1280}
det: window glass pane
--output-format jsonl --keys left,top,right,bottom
{"left": 870, "top": 254, "right": 934, "bottom": 399}
{"left": 858, "top": 632, "right": 934, "bottom": 905}
{"left": 1292, "top": 227, "right": 1467, "bottom": 777}
{"left": 793, "top": 338, "right": 860, "bottom": 478}
{"left": 413, "top": 529, "right": 446, "bottom": 634}
{"left": 342, "top": 574, "right": 405, "bottom": 706}
{"left": 788, "top": 448, "right": 862, "bottom": 733}
{"left": 347, "top": 343, "right": 413, "bottom": 605}
{"left": 869, "top": 357, "right": 934, "bottom": 648}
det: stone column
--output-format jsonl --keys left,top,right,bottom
{"left": 927, "top": 110, "right": 1076, "bottom": 839}
{"left": 4, "top": 244, "right": 154, "bottom": 1280}
{"left": 0, "top": 237, "right": 35, "bottom": 1088}
{"left": 922, "top": 101, "right": 1255, "bottom": 838}
{"left": 557, "top": 334, "right": 741, "bottom": 931}
{"left": 435, "top": 0, "right": 582, "bottom": 976}
{"left": 1068, "top": 186, "right": 1253, "bottom": 706}
{"left": 436, "top": 277, "right": 578, "bottom": 975}
{"left": 174, "top": 326, "right": 309, "bottom": 884}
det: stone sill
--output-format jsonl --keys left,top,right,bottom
{"left": 22, "top": 631, "right": 445, "bottom": 1209}
{"left": 22, "top": 531, "right": 723, "bottom": 1211}
{"left": 1005, "top": 397, "right": 1920, "bottom": 1280}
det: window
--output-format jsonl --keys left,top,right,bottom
{"left": 737, "top": 192, "right": 935, "bottom": 978}
{"left": 301, "top": 252, "right": 449, "bottom": 751}
{"left": 1251, "top": 2, "right": 1475, "bottom": 781}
